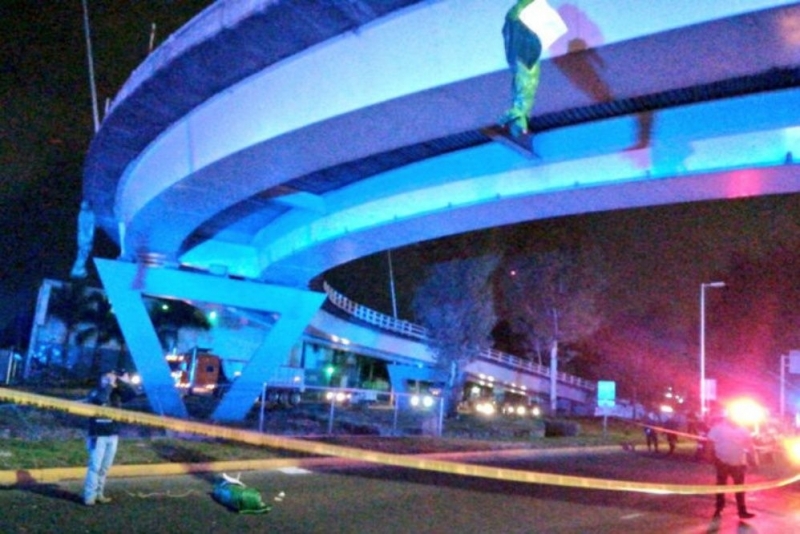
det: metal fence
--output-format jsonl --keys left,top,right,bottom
{"left": 323, "top": 282, "right": 595, "bottom": 391}
{"left": 257, "top": 385, "right": 446, "bottom": 437}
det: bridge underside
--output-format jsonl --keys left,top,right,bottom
{"left": 82, "top": 1, "right": 800, "bottom": 420}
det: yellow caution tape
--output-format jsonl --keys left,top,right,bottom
{"left": 632, "top": 420, "right": 708, "bottom": 442}
{"left": 2, "top": 388, "right": 798, "bottom": 494}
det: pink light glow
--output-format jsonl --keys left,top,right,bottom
{"left": 723, "top": 169, "right": 770, "bottom": 199}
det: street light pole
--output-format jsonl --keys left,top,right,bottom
{"left": 81, "top": 0, "right": 100, "bottom": 133}
{"left": 387, "top": 250, "right": 398, "bottom": 320}
{"left": 780, "top": 353, "right": 787, "bottom": 420}
{"left": 700, "top": 281, "right": 725, "bottom": 417}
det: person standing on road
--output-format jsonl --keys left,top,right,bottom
{"left": 707, "top": 413, "right": 756, "bottom": 519}
{"left": 644, "top": 413, "right": 659, "bottom": 452}
{"left": 664, "top": 417, "right": 679, "bottom": 455}
{"left": 83, "top": 369, "right": 134, "bottom": 506}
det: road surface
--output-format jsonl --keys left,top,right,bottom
{"left": 2, "top": 447, "right": 799, "bottom": 533}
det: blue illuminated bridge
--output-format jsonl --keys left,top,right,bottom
{"left": 83, "top": 1, "right": 800, "bottom": 421}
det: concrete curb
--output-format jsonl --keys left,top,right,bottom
{"left": 0, "top": 456, "right": 348, "bottom": 485}
{"left": 0, "top": 445, "right": 625, "bottom": 485}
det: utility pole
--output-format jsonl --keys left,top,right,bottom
{"left": 387, "top": 250, "right": 398, "bottom": 319}
{"left": 699, "top": 281, "right": 725, "bottom": 416}
{"left": 549, "top": 307, "right": 559, "bottom": 414}
{"left": 81, "top": 0, "right": 100, "bottom": 133}
{"left": 780, "top": 353, "right": 787, "bottom": 420}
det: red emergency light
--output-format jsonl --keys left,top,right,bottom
{"left": 725, "top": 398, "right": 767, "bottom": 427}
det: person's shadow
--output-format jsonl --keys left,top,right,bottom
{"left": 552, "top": 35, "right": 654, "bottom": 153}
{"left": 152, "top": 440, "right": 219, "bottom": 484}
{"left": 548, "top": 4, "right": 657, "bottom": 163}
{"left": 705, "top": 514, "right": 758, "bottom": 533}
{"left": 2, "top": 470, "right": 83, "bottom": 503}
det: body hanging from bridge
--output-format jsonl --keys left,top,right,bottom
{"left": 499, "top": 0, "right": 567, "bottom": 138}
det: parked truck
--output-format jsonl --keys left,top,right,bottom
{"left": 168, "top": 349, "right": 306, "bottom": 406}
{"left": 167, "top": 349, "right": 221, "bottom": 396}
{"left": 259, "top": 365, "right": 306, "bottom": 407}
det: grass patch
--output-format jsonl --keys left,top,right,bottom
{"left": 0, "top": 437, "right": 298, "bottom": 470}
{"left": 0, "top": 439, "right": 88, "bottom": 470}
{"left": 0, "top": 395, "right": 649, "bottom": 470}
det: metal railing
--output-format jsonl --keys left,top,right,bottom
{"left": 323, "top": 281, "right": 427, "bottom": 339}
{"left": 322, "top": 282, "right": 595, "bottom": 390}
{"left": 257, "top": 384, "right": 445, "bottom": 437}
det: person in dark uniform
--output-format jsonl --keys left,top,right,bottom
{"left": 644, "top": 412, "right": 660, "bottom": 452}
{"left": 82, "top": 369, "right": 135, "bottom": 506}
{"left": 644, "top": 423, "right": 659, "bottom": 452}
{"left": 664, "top": 417, "right": 679, "bottom": 454}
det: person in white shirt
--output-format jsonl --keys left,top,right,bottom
{"left": 707, "top": 413, "right": 755, "bottom": 519}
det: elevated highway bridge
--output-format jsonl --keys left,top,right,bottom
{"left": 82, "top": 1, "right": 800, "bottom": 420}
{"left": 312, "top": 283, "right": 595, "bottom": 408}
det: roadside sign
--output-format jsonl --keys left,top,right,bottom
{"left": 790, "top": 350, "right": 800, "bottom": 374}
{"left": 597, "top": 380, "right": 616, "bottom": 407}
{"left": 704, "top": 378, "right": 717, "bottom": 401}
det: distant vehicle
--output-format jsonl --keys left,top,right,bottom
{"left": 499, "top": 391, "right": 542, "bottom": 417}
{"left": 325, "top": 389, "right": 353, "bottom": 405}
{"left": 458, "top": 397, "right": 497, "bottom": 416}
{"left": 167, "top": 350, "right": 221, "bottom": 396}
{"left": 724, "top": 397, "right": 785, "bottom": 464}
{"left": 501, "top": 400, "right": 542, "bottom": 418}
{"left": 751, "top": 416, "right": 786, "bottom": 464}
{"left": 167, "top": 351, "right": 306, "bottom": 406}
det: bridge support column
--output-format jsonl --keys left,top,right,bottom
{"left": 94, "top": 259, "right": 325, "bottom": 421}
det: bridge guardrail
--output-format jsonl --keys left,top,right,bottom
{"left": 322, "top": 282, "right": 595, "bottom": 391}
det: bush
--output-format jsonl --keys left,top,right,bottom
{"left": 544, "top": 419, "right": 581, "bottom": 437}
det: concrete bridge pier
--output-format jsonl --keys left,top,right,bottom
{"left": 95, "top": 259, "right": 325, "bottom": 421}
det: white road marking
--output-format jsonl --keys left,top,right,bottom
{"left": 278, "top": 467, "right": 312, "bottom": 475}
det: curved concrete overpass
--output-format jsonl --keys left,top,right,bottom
{"left": 313, "top": 284, "right": 595, "bottom": 406}
{"left": 83, "top": 0, "right": 800, "bottom": 420}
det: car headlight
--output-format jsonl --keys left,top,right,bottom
{"left": 476, "top": 402, "right": 495, "bottom": 415}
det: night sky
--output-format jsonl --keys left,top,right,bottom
{"left": 327, "top": 194, "right": 800, "bottom": 406}
{"left": 1, "top": 1, "right": 210, "bottom": 343}
{"left": 4, "top": 2, "right": 800, "bottom": 408}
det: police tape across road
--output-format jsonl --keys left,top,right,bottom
{"left": 1, "top": 388, "right": 798, "bottom": 495}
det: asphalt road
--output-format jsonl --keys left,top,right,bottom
{"left": 2, "top": 448, "right": 799, "bottom": 533}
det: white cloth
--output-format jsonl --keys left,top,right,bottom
{"left": 519, "top": 0, "right": 568, "bottom": 50}
{"left": 708, "top": 420, "right": 752, "bottom": 466}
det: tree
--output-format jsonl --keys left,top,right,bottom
{"left": 45, "top": 279, "right": 94, "bottom": 377}
{"left": 146, "top": 297, "right": 212, "bottom": 353}
{"left": 74, "top": 291, "right": 126, "bottom": 377}
{"left": 498, "top": 247, "right": 606, "bottom": 363}
{"left": 497, "top": 246, "right": 607, "bottom": 411}
{"left": 708, "top": 249, "right": 800, "bottom": 397}
{"left": 411, "top": 254, "right": 499, "bottom": 415}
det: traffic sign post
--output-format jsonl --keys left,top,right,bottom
{"left": 780, "top": 351, "right": 800, "bottom": 420}
{"left": 597, "top": 381, "right": 616, "bottom": 437}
